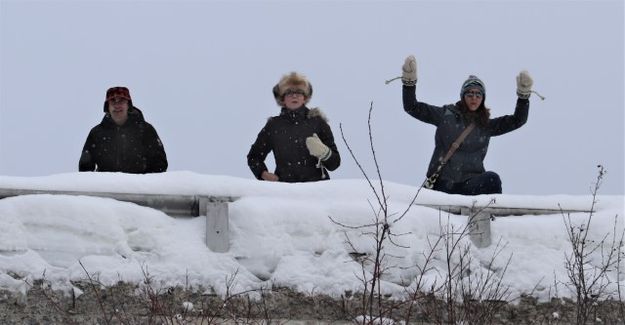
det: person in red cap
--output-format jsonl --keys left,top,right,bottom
{"left": 79, "top": 87, "right": 168, "bottom": 173}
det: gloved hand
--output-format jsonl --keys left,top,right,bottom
{"left": 516, "top": 70, "right": 533, "bottom": 99}
{"left": 306, "top": 133, "right": 331, "bottom": 161}
{"left": 402, "top": 55, "right": 417, "bottom": 86}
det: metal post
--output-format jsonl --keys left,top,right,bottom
{"left": 420, "top": 203, "right": 591, "bottom": 249}
{"left": 200, "top": 196, "right": 229, "bottom": 253}
{"left": 463, "top": 207, "right": 492, "bottom": 248}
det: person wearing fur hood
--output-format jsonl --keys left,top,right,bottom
{"left": 401, "top": 55, "right": 533, "bottom": 195}
{"left": 247, "top": 72, "right": 341, "bottom": 182}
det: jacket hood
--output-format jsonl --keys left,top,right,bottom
{"left": 101, "top": 106, "right": 145, "bottom": 127}
{"left": 276, "top": 106, "right": 328, "bottom": 123}
{"left": 307, "top": 107, "right": 328, "bottom": 122}
{"left": 104, "top": 99, "right": 135, "bottom": 112}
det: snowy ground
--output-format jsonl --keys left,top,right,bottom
{"left": 0, "top": 172, "right": 622, "bottom": 303}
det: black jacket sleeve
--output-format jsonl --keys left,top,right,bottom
{"left": 143, "top": 123, "right": 168, "bottom": 173}
{"left": 247, "top": 121, "right": 272, "bottom": 180}
{"left": 488, "top": 98, "right": 529, "bottom": 136}
{"left": 317, "top": 121, "right": 340, "bottom": 171}
{"left": 79, "top": 129, "right": 96, "bottom": 172}
{"left": 402, "top": 85, "right": 446, "bottom": 126}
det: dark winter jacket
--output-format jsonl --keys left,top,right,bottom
{"left": 247, "top": 106, "right": 340, "bottom": 182}
{"left": 79, "top": 107, "right": 168, "bottom": 173}
{"left": 403, "top": 85, "right": 528, "bottom": 184}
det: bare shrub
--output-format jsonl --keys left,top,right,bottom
{"left": 334, "top": 102, "right": 423, "bottom": 323}
{"left": 336, "top": 103, "right": 511, "bottom": 324}
{"left": 561, "top": 165, "right": 624, "bottom": 324}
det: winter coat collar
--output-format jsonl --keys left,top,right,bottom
{"left": 279, "top": 106, "right": 309, "bottom": 122}
{"left": 278, "top": 106, "right": 328, "bottom": 123}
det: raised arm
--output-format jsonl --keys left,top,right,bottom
{"left": 489, "top": 71, "right": 533, "bottom": 136}
{"left": 401, "top": 55, "right": 445, "bottom": 126}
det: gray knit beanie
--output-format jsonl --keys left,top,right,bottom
{"left": 460, "top": 75, "right": 486, "bottom": 98}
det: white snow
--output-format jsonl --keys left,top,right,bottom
{"left": 0, "top": 172, "right": 623, "bottom": 303}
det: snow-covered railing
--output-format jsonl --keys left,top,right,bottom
{"left": 419, "top": 204, "right": 593, "bottom": 248}
{"left": 0, "top": 188, "right": 235, "bottom": 253}
{"left": 0, "top": 186, "right": 596, "bottom": 251}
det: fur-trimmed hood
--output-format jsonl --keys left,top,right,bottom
{"left": 273, "top": 106, "right": 328, "bottom": 123}
{"left": 307, "top": 107, "right": 328, "bottom": 122}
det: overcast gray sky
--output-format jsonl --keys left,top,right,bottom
{"left": 1, "top": 0, "right": 623, "bottom": 195}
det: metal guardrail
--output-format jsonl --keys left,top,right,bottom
{"left": 0, "top": 188, "right": 234, "bottom": 217}
{"left": 0, "top": 188, "right": 236, "bottom": 252}
{"left": 417, "top": 203, "right": 593, "bottom": 248}
{"left": 1, "top": 188, "right": 596, "bottom": 251}
{"left": 418, "top": 204, "right": 592, "bottom": 216}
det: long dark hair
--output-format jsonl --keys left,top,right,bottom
{"left": 457, "top": 99, "right": 490, "bottom": 127}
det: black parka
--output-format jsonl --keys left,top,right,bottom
{"left": 403, "top": 85, "right": 528, "bottom": 184}
{"left": 79, "top": 107, "right": 168, "bottom": 173}
{"left": 247, "top": 106, "right": 340, "bottom": 182}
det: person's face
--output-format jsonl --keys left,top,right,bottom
{"left": 463, "top": 88, "right": 483, "bottom": 112}
{"left": 108, "top": 97, "right": 129, "bottom": 125}
{"left": 282, "top": 88, "right": 306, "bottom": 110}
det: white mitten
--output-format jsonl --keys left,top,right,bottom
{"left": 402, "top": 55, "right": 417, "bottom": 86}
{"left": 305, "top": 133, "right": 331, "bottom": 161}
{"left": 516, "top": 70, "right": 533, "bottom": 99}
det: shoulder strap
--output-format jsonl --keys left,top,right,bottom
{"left": 440, "top": 123, "right": 475, "bottom": 164}
{"left": 423, "top": 122, "right": 476, "bottom": 189}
